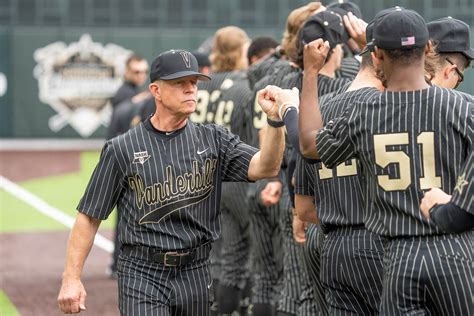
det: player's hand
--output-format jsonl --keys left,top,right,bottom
{"left": 274, "top": 87, "right": 300, "bottom": 120}
{"left": 257, "top": 85, "right": 282, "bottom": 121}
{"left": 420, "top": 188, "right": 452, "bottom": 218}
{"left": 343, "top": 12, "right": 368, "bottom": 50}
{"left": 292, "top": 213, "right": 307, "bottom": 244}
{"left": 303, "top": 39, "right": 330, "bottom": 75}
{"left": 260, "top": 180, "right": 282, "bottom": 206}
{"left": 58, "top": 278, "right": 87, "bottom": 314}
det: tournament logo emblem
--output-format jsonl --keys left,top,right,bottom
{"left": 33, "top": 34, "right": 131, "bottom": 137}
{"left": 179, "top": 51, "right": 191, "bottom": 69}
{"left": 133, "top": 151, "right": 151, "bottom": 165}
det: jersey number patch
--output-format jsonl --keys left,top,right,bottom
{"left": 318, "top": 159, "right": 358, "bottom": 179}
{"left": 373, "top": 132, "right": 441, "bottom": 191}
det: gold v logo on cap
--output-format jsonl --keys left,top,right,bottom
{"left": 180, "top": 51, "right": 191, "bottom": 69}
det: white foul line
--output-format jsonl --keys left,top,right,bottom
{"left": 0, "top": 175, "right": 114, "bottom": 253}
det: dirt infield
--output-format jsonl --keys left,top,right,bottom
{"left": 0, "top": 230, "right": 119, "bottom": 316}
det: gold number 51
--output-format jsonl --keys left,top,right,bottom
{"left": 374, "top": 132, "right": 441, "bottom": 191}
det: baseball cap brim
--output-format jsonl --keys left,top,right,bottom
{"left": 160, "top": 71, "right": 211, "bottom": 81}
{"left": 462, "top": 48, "right": 474, "bottom": 60}
{"left": 359, "top": 42, "right": 374, "bottom": 56}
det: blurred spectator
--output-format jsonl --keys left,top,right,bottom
{"left": 110, "top": 54, "right": 149, "bottom": 108}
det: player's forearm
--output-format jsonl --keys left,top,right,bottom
{"left": 249, "top": 126, "right": 285, "bottom": 180}
{"left": 295, "top": 194, "right": 320, "bottom": 224}
{"left": 62, "top": 212, "right": 101, "bottom": 281}
{"left": 430, "top": 203, "right": 474, "bottom": 233}
{"left": 299, "top": 71, "right": 323, "bottom": 159}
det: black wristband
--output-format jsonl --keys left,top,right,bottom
{"left": 267, "top": 117, "right": 285, "bottom": 128}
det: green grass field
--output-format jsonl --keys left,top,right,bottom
{"left": 0, "top": 151, "right": 118, "bottom": 313}
{"left": 0, "top": 290, "right": 20, "bottom": 316}
{"left": 0, "top": 151, "right": 116, "bottom": 232}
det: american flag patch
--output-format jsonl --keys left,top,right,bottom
{"left": 401, "top": 36, "right": 415, "bottom": 46}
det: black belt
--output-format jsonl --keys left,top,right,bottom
{"left": 121, "top": 242, "right": 211, "bottom": 267}
{"left": 321, "top": 223, "right": 365, "bottom": 234}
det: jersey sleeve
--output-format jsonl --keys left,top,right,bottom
{"left": 295, "top": 154, "right": 315, "bottom": 197}
{"left": 316, "top": 109, "right": 356, "bottom": 169}
{"left": 451, "top": 151, "right": 473, "bottom": 214}
{"left": 77, "top": 141, "right": 125, "bottom": 220}
{"left": 216, "top": 125, "right": 259, "bottom": 182}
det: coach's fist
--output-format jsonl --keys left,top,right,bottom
{"left": 258, "top": 85, "right": 282, "bottom": 120}
{"left": 58, "top": 278, "right": 87, "bottom": 314}
{"left": 303, "top": 39, "right": 330, "bottom": 74}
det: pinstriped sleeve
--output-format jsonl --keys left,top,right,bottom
{"left": 452, "top": 151, "right": 473, "bottom": 214}
{"left": 295, "top": 154, "right": 315, "bottom": 197}
{"left": 316, "top": 110, "right": 356, "bottom": 169}
{"left": 217, "top": 125, "right": 259, "bottom": 182}
{"left": 77, "top": 141, "right": 124, "bottom": 220}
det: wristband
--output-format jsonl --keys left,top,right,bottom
{"left": 278, "top": 103, "right": 297, "bottom": 120}
{"left": 267, "top": 117, "right": 285, "bottom": 128}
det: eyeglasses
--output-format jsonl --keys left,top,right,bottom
{"left": 445, "top": 58, "right": 464, "bottom": 87}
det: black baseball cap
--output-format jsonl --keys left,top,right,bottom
{"left": 300, "top": 11, "right": 346, "bottom": 49}
{"left": 427, "top": 17, "right": 474, "bottom": 60}
{"left": 149, "top": 50, "right": 211, "bottom": 82}
{"left": 372, "top": 7, "right": 429, "bottom": 50}
{"left": 192, "top": 51, "right": 211, "bottom": 68}
{"left": 326, "top": 1, "right": 363, "bottom": 19}
{"left": 359, "top": 7, "right": 403, "bottom": 55}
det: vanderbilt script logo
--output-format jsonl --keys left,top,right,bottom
{"left": 128, "top": 158, "right": 218, "bottom": 224}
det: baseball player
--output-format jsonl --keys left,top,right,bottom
{"left": 425, "top": 17, "right": 473, "bottom": 90}
{"left": 299, "top": 8, "right": 472, "bottom": 315}
{"left": 192, "top": 25, "right": 254, "bottom": 315}
{"left": 280, "top": 49, "right": 386, "bottom": 314}
{"left": 57, "top": 49, "right": 286, "bottom": 315}
{"left": 190, "top": 26, "right": 250, "bottom": 314}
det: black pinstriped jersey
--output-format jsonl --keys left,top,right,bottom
{"left": 317, "top": 85, "right": 472, "bottom": 236}
{"left": 296, "top": 87, "right": 380, "bottom": 225}
{"left": 336, "top": 56, "right": 360, "bottom": 79}
{"left": 78, "top": 118, "right": 258, "bottom": 250}
{"left": 247, "top": 52, "right": 288, "bottom": 90}
{"left": 318, "top": 75, "right": 352, "bottom": 96}
{"left": 295, "top": 154, "right": 316, "bottom": 197}
{"left": 193, "top": 72, "right": 240, "bottom": 127}
{"left": 451, "top": 150, "right": 472, "bottom": 213}
{"left": 217, "top": 73, "right": 254, "bottom": 144}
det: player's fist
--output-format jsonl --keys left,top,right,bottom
{"left": 275, "top": 87, "right": 300, "bottom": 120}
{"left": 420, "top": 187, "right": 452, "bottom": 218}
{"left": 303, "top": 39, "right": 330, "bottom": 74}
{"left": 260, "top": 180, "right": 283, "bottom": 206}
{"left": 58, "top": 278, "right": 87, "bottom": 314}
{"left": 257, "top": 85, "right": 282, "bottom": 120}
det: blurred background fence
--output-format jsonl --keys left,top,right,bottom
{"left": 0, "top": 0, "right": 472, "bottom": 139}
